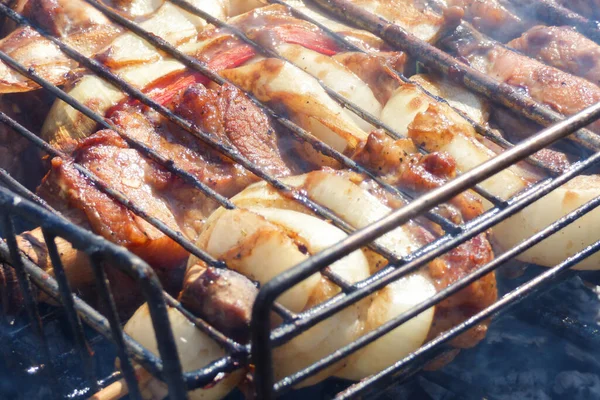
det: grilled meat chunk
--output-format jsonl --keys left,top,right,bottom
{"left": 440, "top": 25, "right": 600, "bottom": 134}
{"left": 441, "top": 0, "right": 531, "bottom": 41}
{"left": 0, "top": 0, "right": 121, "bottom": 93}
{"left": 174, "top": 83, "right": 292, "bottom": 178}
{"left": 509, "top": 25, "right": 600, "bottom": 86}
{"left": 352, "top": 130, "right": 484, "bottom": 222}
{"left": 37, "top": 82, "right": 291, "bottom": 270}
{"left": 179, "top": 263, "right": 257, "bottom": 343}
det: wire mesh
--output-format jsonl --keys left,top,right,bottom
{"left": 0, "top": 0, "right": 600, "bottom": 399}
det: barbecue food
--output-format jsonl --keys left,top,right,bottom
{"left": 509, "top": 25, "right": 600, "bottom": 86}
{"left": 123, "top": 302, "right": 246, "bottom": 400}
{"left": 0, "top": 0, "right": 122, "bottom": 93}
{"left": 380, "top": 73, "right": 600, "bottom": 270}
{"left": 0, "top": 0, "right": 265, "bottom": 94}
{"left": 123, "top": 167, "right": 495, "bottom": 399}
{"left": 439, "top": 25, "right": 600, "bottom": 134}
{"left": 439, "top": 0, "right": 532, "bottom": 41}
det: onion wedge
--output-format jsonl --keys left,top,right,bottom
{"left": 198, "top": 170, "right": 437, "bottom": 381}
{"left": 381, "top": 75, "right": 600, "bottom": 270}
{"left": 123, "top": 303, "right": 243, "bottom": 400}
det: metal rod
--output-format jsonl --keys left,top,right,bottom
{"left": 89, "top": 253, "right": 143, "bottom": 400}
{"left": 309, "top": 0, "right": 600, "bottom": 154}
{"left": 274, "top": 174, "right": 600, "bottom": 392}
{"left": 0, "top": 110, "right": 223, "bottom": 268}
{"left": 75, "top": 0, "right": 461, "bottom": 235}
{"left": 0, "top": 49, "right": 235, "bottom": 211}
{"left": 168, "top": 0, "right": 506, "bottom": 211}
{"left": 0, "top": 2, "right": 425, "bottom": 263}
{"left": 251, "top": 92, "right": 600, "bottom": 399}
{"left": 268, "top": 0, "right": 562, "bottom": 177}
{"left": 0, "top": 215, "right": 56, "bottom": 390}
{"left": 0, "top": 168, "right": 59, "bottom": 214}
{"left": 337, "top": 237, "right": 600, "bottom": 399}
{"left": 42, "top": 230, "right": 100, "bottom": 395}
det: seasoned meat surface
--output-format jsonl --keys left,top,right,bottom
{"left": 179, "top": 263, "right": 258, "bottom": 343}
{"left": 444, "top": 0, "right": 529, "bottom": 41}
{"left": 441, "top": 26, "right": 600, "bottom": 133}
{"left": 37, "top": 82, "right": 291, "bottom": 270}
{"left": 509, "top": 25, "right": 600, "bottom": 86}
{"left": 174, "top": 83, "right": 292, "bottom": 178}
{"left": 0, "top": 0, "right": 120, "bottom": 92}
{"left": 332, "top": 52, "right": 405, "bottom": 105}
{"left": 352, "top": 130, "right": 484, "bottom": 222}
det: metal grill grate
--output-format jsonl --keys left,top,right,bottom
{"left": 1, "top": 0, "right": 600, "bottom": 399}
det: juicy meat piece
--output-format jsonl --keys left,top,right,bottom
{"left": 37, "top": 81, "right": 291, "bottom": 271}
{"left": 509, "top": 26, "right": 600, "bottom": 86}
{"left": 0, "top": 0, "right": 120, "bottom": 92}
{"left": 174, "top": 83, "right": 292, "bottom": 178}
{"left": 441, "top": 26, "right": 600, "bottom": 134}
{"left": 179, "top": 263, "right": 258, "bottom": 343}
{"left": 444, "top": 0, "right": 530, "bottom": 41}
{"left": 424, "top": 231, "right": 496, "bottom": 350}
{"left": 353, "top": 130, "right": 484, "bottom": 222}
{"left": 230, "top": 4, "right": 342, "bottom": 56}
{"left": 332, "top": 52, "right": 405, "bottom": 105}
{"left": 38, "top": 131, "right": 190, "bottom": 269}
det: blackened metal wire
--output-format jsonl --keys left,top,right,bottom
{"left": 2, "top": 1, "right": 600, "bottom": 399}
{"left": 0, "top": 2, "right": 424, "bottom": 265}
{"left": 0, "top": 186, "right": 190, "bottom": 399}
{"left": 338, "top": 236, "right": 600, "bottom": 399}
{"left": 74, "top": 0, "right": 465, "bottom": 233}
{"left": 0, "top": 110, "right": 222, "bottom": 267}
{"left": 309, "top": 0, "right": 600, "bottom": 154}
{"left": 267, "top": 0, "right": 563, "bottom": 177}
{"left": 251, "top": 93, "right": 600, "bottom": 398}
{"left": 166, "top": 0, "right": 506, "bottom": 207}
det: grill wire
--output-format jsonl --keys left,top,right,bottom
{"left": 0, "top": 0, "right": 600, "bottom": 399}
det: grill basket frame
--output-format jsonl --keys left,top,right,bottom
{"left": 1, "top": 0, "right": 600, "bottom": 399}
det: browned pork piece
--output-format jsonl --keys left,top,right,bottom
{"left": 440, "top": 0, "right": 532, "bottom": 41}
{"left": 509, "top": 25, "right": 600, "bottom": 85}
{"left": 1, "top": 81, "right": 293, "bottom": 316}
{"left": 0, "top": 0, "right": 122, "bottom": 93}
{"left": 38, "top": 82, "right": 292, "bottom": 262}
{"left": 439, "top": 25, "right": 600, "bottom": 134}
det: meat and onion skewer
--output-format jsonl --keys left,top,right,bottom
{"left": 113, "top": 168, "right": 494, "bottom": 400}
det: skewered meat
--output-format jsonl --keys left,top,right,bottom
{"left": 439, "top": 25, "right": 600, "bottom": 134}
{"left": 38, "top": 82, "right": 292, "bottom": 266}
{"left": 179, "top": 264, "right": 257, "bottom": 342}
{"left": 0, "top": 0, "right": 263, "bottom": 93}
{"left": 509, "top": 25, "right": 600, "bottom": 86}
{"left": 439, "top": 0, "right": 531, "bottom": 41}
{"left": 380, "top": 73, "right": 600, "bottom": 270}
{"left": 178, "top": 168, "right": 493, "bottom": 388}
{"left": 0, "top": 0, "right": 122, "bottom": 93}
{"left": 280, "top": 0, "right": 390, "bottom": 51}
